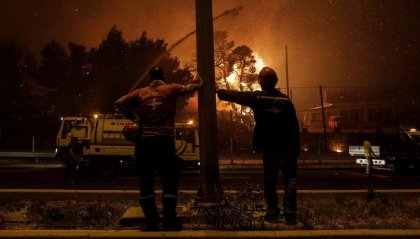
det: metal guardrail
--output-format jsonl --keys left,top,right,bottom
{"left": 0, "top": 152, "right": 59, "bottom": 168}
{"left": 0, "top": 152, "right": 353, "bottom": 161}
{"left": 0, "top": 152, "right": 356, "bottom": 169}
{"left": 0, "top": 152, "right": 351, "bottom": 158}
{"left": 0, "top": 152, "right": 55, "bottom": 158}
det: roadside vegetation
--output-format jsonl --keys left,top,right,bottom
{"left": 1, "top": 191, "right": 419, "bottom": 230}
{"left": 297, "top": 193, "right": 420, "bottom": 230}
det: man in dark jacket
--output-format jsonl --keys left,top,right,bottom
{"left": 217, "top": 66, "right": 300, "bottom": 225}
{"left": 115, "top": 66, "right": 202, "bottom": 231}
{"left": 65, "top": 137, "right": 81, "bottom": 181}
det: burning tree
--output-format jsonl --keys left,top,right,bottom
{"left": 214, "top": 31, "right": 235, "bottom": 90}
{"left": 213, "top": 31, "right": 262, "bottom": 92}
{"left": 187, "top": 31, "right": 265, "bottom": 153}
{"left": 189, "top": 31, "right": 265, "bottom": 118}
{"left": 213, "top": 31, "right": 265, "bottom": 121}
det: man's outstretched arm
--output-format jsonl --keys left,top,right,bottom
{"left": 114, "top": 93, "right": 139, "bottom": 121}
{"left": 181, "top": 74, "right": 204, "bottom": 94}
{"left": 216, "top": 89, "right": 255, "bottom": 107}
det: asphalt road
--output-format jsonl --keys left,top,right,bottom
{"left": 0, "top": 167, "right": 419, "bottom": 190}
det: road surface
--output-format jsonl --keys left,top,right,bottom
{"left": 0, "top": 167, "right": 419, "bottom": 190}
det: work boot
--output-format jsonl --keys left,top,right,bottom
{"left": 264, "top": 208, "right": 279, "bottom": 223}
{"left": 140, "top": 197, "right": 159, "bottom": 231}
{"left": 162, "top": 195, "right": 182, "bottom": 231}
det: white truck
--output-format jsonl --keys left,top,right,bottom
{"left": 56, "top": 114, "right": 199, "bottom": 176}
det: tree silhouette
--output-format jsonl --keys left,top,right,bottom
{"left": 0, "top": 40, "right": 24, "bottom": 112}
{"left": 0, "top": 40, "right": 26, "bottom": 144}
{"left": 67, "top": 42, "right": 92, "bottom": 115}
{"left": 0, "top": 40, "right": 54, "bottom": 149}
{"left": 39, "top": 41, "right": 68, "bottom": 89}
{"left": 214, "top": 31, "right": 235, "bottom": 90}
{"left": 89, "top": 26, "right": 193, "bottom": 113}
{"left": 229, "top": 45, "right": 257, "bottom": 92}
{"left": 37, "top": 40, "right": 71, "bottom": 116}
{"left": 188, "top": 31, "right": 259, "bottom": 116}
{"left": 1, "top": 26, "right": 195, "bottom": 149}
{"left": 88, "top": 25, "right": 129, "bottom": 113}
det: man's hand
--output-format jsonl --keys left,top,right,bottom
{"left": 114, "top": 95, "right": 138, "bottom": 121}
{"left": 114, "top": 95, "right": 127, "bottom": 108}
{"left": 182, "top": 74, "right": 204, "bottom": 94}
{"left": 194, "top": 73, "right": 204, "bottom": 88}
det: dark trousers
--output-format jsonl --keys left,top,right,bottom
{"left": 263, "top": 151, "right": 297, "bottom": 216}
{"left": 64, "top": 157, "right": 76, "bottom": 179}
{"left": 135, "top": 136, "right": 181, "bottom": 222}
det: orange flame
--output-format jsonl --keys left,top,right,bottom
{"left": 218, "top": 52, "right": 265, "bottom": 112}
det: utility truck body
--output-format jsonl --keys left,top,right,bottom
{"left": 56, "top": 114, "right": 199, "bottom": 175}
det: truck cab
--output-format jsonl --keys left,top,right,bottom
{"left": 56, "top": 116, "right": 90, "bottom": 149}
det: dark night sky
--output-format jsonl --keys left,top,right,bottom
{"left": 1, "top": 0, "right": 420, "bottom": 108}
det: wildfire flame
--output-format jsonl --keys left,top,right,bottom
{"left": 219, "top": 52, "right": 265, "bottom": 112}
{"left": 226, "top": 71, "right": 237, "bottom": 84}
{"left": 224, "top": 52, "right": 265, "bottom": 91}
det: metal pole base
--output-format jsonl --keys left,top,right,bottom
{"left": 197, "top": 179, "right": 223, "bottom": 200}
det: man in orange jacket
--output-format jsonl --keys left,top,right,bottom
{"left": 115, "top": 66, "right": 202, "bottom": 231}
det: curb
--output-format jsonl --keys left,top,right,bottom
{"left": 1, "top": 189, "right": 420, "bottom": 201}
{"left": 1, "top": 229, "right": 420, "bottom": 238}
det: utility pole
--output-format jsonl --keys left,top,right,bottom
{"left": 195, "top": 0, "right": 222, "bottom": 197}
{"left": 319, "top": 85, "right": 328, "bottom": 152}
{"left": 285, "top": 45, "right": 290, "bottom": 96}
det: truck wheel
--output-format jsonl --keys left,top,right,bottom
{"left": 97, "top": 158, "right": 117, "bottom": 176}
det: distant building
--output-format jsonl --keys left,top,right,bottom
{"left": 299, "top": 89, "right": 399, "bottom": 134}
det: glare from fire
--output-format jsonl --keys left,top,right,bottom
{"left": 226, "top": 71, "right": 237, "bottom": 84}
{"left": 253, "top": 52, "right": 265, "bottom": 73}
